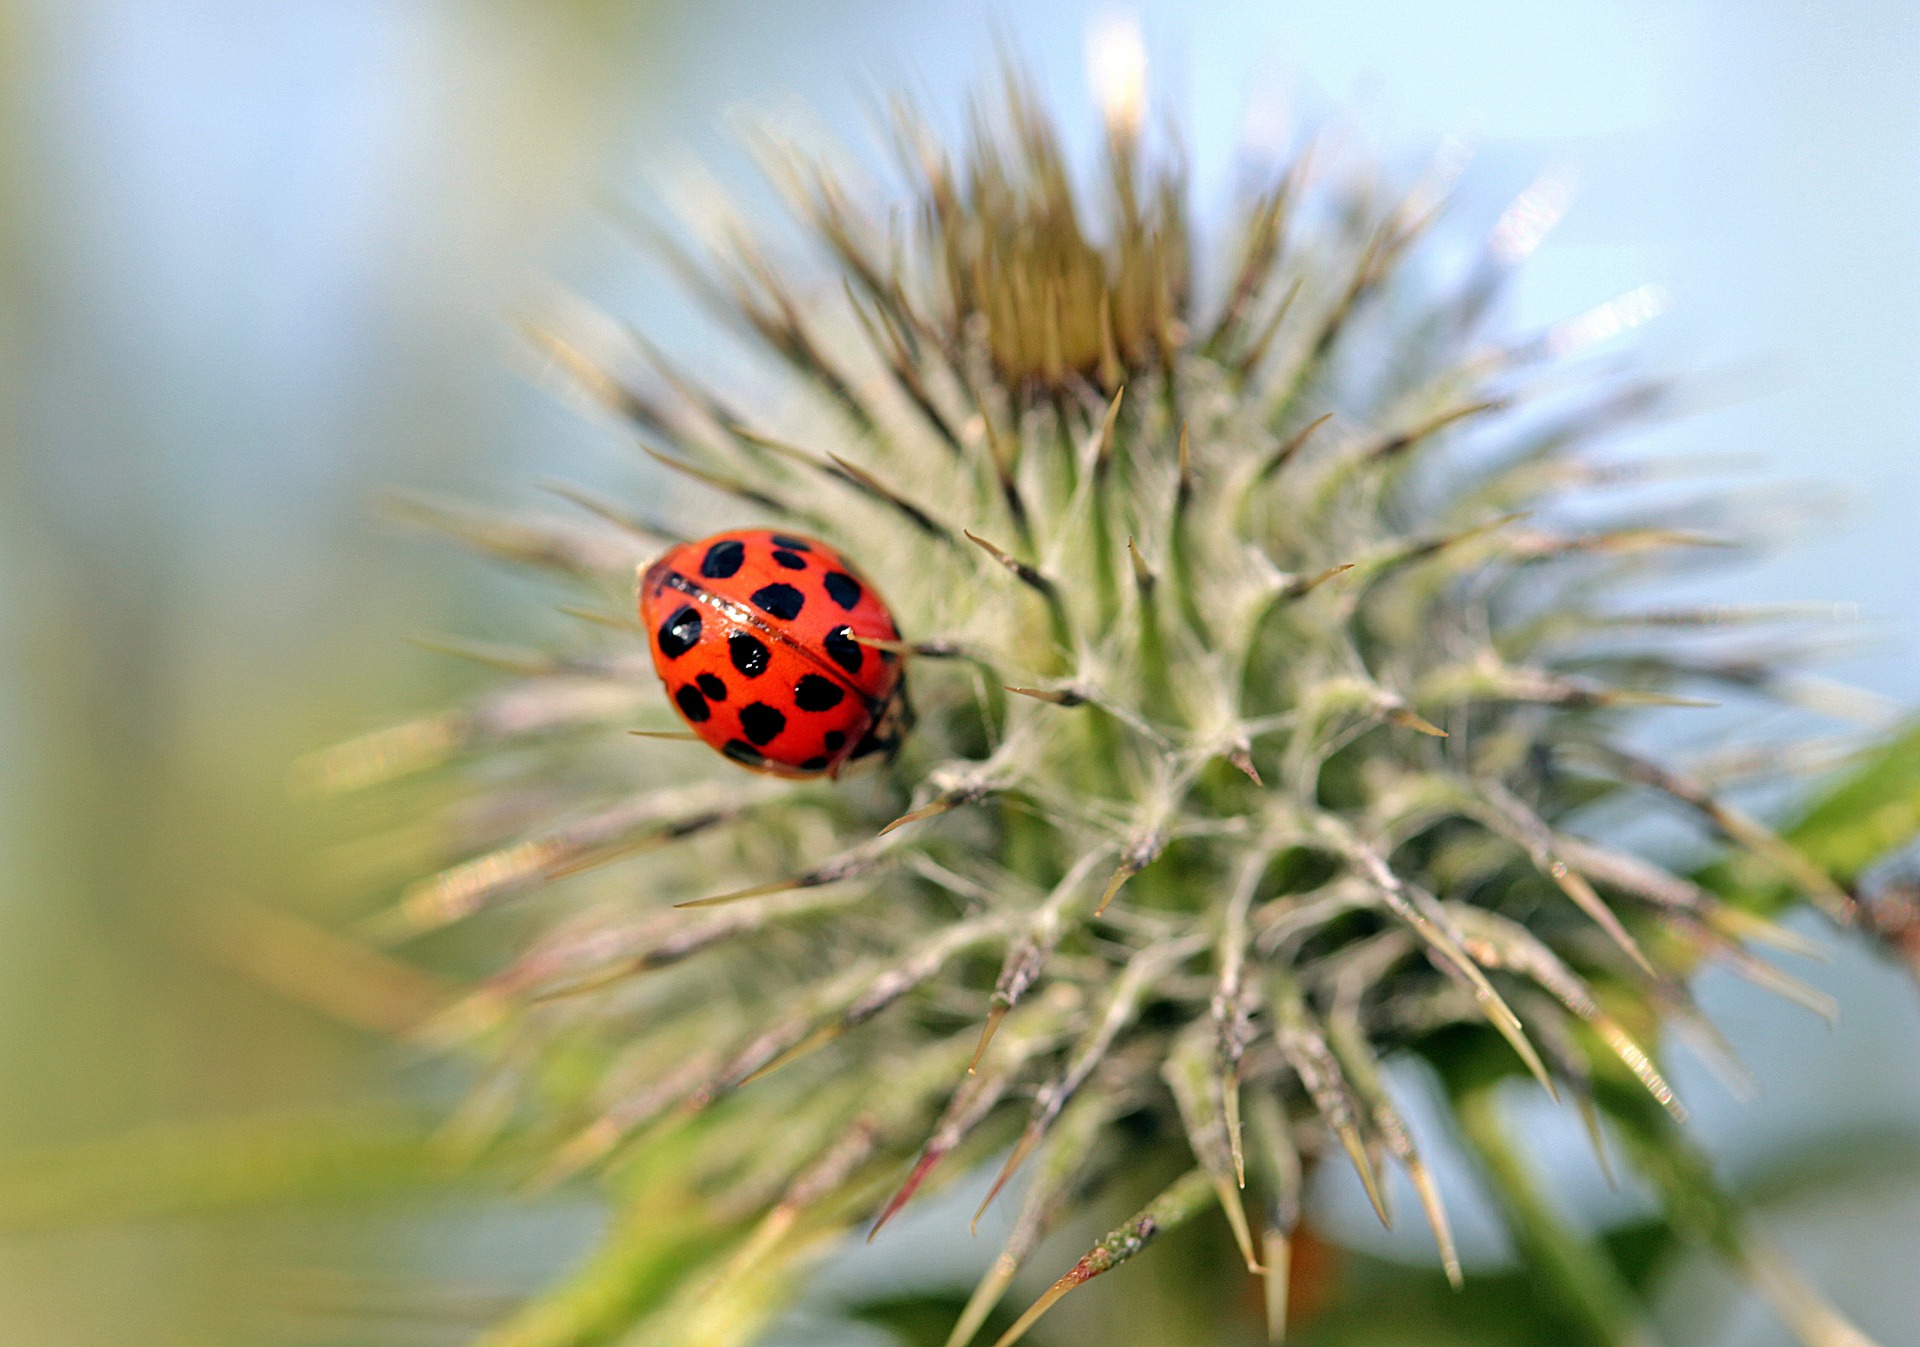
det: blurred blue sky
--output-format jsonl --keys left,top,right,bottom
{"left": 4, "top": 2, "right": 1918, "bottom": 1345}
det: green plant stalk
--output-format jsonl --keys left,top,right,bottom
{"left": 1452, "top": 1079, "right": 1659, "bottom": 1347}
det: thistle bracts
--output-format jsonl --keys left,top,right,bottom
{"left": 311, "top": 63, "right": 1902, "bottom": 1347}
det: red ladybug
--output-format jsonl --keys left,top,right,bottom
{"left": 639, "top": 529, "right": 909, "bottom": 777}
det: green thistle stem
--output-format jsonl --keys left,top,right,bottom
{"left": 482, "top": 1136, "right": 743, "bottom": 1347}
{"left": 1451, "top": 1079, "right": 1657, "bottom": 1347}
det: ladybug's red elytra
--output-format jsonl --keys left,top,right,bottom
{"left": 639, "top": 529, "right": 909, "bottom": 777}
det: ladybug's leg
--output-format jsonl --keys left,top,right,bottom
{"left": 849, "top": 680, "right": 912, "bottom": 764}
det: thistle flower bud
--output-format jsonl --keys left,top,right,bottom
{"left": 329, "top": 59, "right": 1907, "bottom": 1347}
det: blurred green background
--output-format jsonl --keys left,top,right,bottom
{"left": 1, "top": 2, "right": 1917, "bottom": 1345}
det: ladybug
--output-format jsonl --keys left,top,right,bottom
{"left": 639, "top": 529, "right": 909, "bottom": 777}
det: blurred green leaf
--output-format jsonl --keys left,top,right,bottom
{"left": 0, "top": 1110, "right": 503, "bottom": 1231}
{"left": 1786, "top": 720, "right": 1920, "bottom": 883}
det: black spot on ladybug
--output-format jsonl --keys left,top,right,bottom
{"left": 824, "top": 626, "right": 863, "bottom": 674}
{"left": 794, "top": 674, "right": 844, "bottom": 712}
{"left": 771, "top": 534, "right": 812, "bottom": 552}
{"left": 771, "top": 549, "right": 807, "bottom": 569}
{"left": 823, "top": 571, "right": 862, "bottom": 610}
{"left": 751, "top": 583, "right": 805, "bottom": 621}
{"left": 799, "top": 755, "right": 829, "bottom": 772}
{"left": 674, "top": 685, "right": 711, "bottom": 722}
{"left": 700, "top": 539, "right": 745, "bottom": 579}
{"left": 658, "top": 605, "right": 701, "bottom": 658}
{"left": 696, "top": 672, "right": 728, "bottom": 701}
{"left": 723, "top": 740, "right": 765, "bottom": 767}
{"left": 739, "top": 702, "right": 787, "bottom": 746}
{"left": 824, "top": 730, "right": 846, "bottom": 752}
{"left": 729, "top": 632, "right": 770, "bottom": 678}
